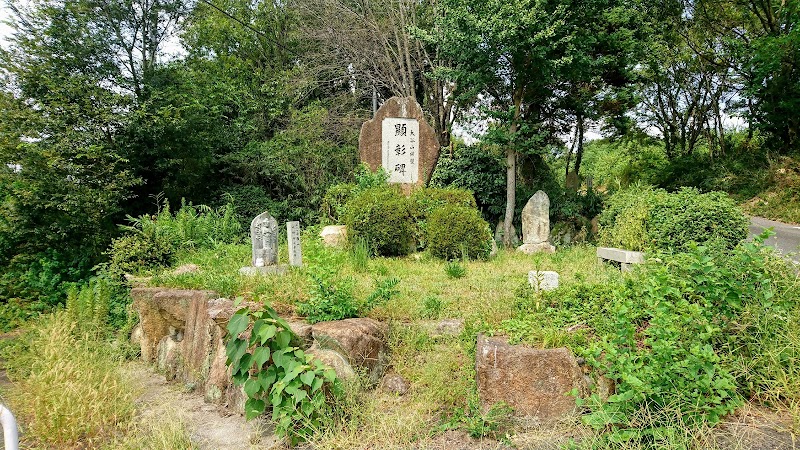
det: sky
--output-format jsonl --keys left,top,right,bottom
{"left": 0, "top": 3, "right": 13, "bottom": 48}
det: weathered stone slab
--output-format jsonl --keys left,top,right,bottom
{"left": 359, "top": 96, "right": 439, "bottom": 188}
{"left": 475, "top": 335, "right": 588, "bottom": 423}
{"left": 320, "top": 225, "right": 347, "bottom": 248}
{"left": 597, "top": 247, "right": 645, "bottom": 271}
{"left": 249, "top": 211, "right": 278, "bottom": 267}
{"left": 528, "top": 271, "right": 559, "bottom": 292}
{"left": 517, "top": 190, "right": 555, "bottom": 254}
{"left": 287, "top": 221, "right": 302, "bottom": 267}
{"left": 311, "top": 318, "right": 388, "bottom": 384}
{"left": 521, "top": 191, "right": 551, "bottom": 244}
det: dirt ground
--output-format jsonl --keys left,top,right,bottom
{"left": 127, "top": 362, "right": 280, "bottom": 450}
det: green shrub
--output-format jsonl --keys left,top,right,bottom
{"left": 444, "top": 261, "right": 467, "bottom": 279}
{"left": 599, "top": 185, "right": 747, "bottom": 252}
{"left": 319, "top": 164, "right": 389, "bottom": 225}
{"left": 343, "top": 187, "right": 414, "bottom": 257}
{"left": 108, "top": 199, "right": 242, "bottom": 275}
{"left": 409, "top": 187, "right": 477, "bottom": 248}
{"left": 648, "top": 188, "right": 749, "bottom": 251}
{"left": 320, "top": 183, "right": 357, "bottom": 224}
{"left": 426, "top": 205, "right": 492, "bottom": 260}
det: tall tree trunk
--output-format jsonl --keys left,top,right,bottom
{"left": 574, "top": 113, "right": 585, "bottom": 176}
{"left": 503, "top": 92, "right": 523, "bottom": 248}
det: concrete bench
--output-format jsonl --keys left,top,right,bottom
{"left": 597, "top": 247, "right": 645, "bottom": 272}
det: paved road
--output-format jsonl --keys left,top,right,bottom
{"left": 749, "top": 216, "right": 800, "bottom": 263}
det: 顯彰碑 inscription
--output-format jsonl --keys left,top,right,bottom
{"left": 382, "top": 118, "right": 419, "bottom": 184}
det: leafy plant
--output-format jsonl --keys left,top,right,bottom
{"left": 444, "top": 261, "right": 467, "bottom": 279}
{"left": 421, "top": 295, "right": 444, "bottom": 319}
{"left": 297, "top": 267, "right": 359, "bottom": 324}
{"left": 225, "top": 304, "right": 339, "bottom": 444}
{"left": 343, "top": 187, "right": 414, "bottom": 257}
{"left": 426, "top": 205, "right": 492, "bottom": 260}
{"left": 599, "top": 185, "right": 748, "bottom": 252}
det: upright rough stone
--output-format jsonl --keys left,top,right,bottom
{"left": 287, "top": 221, "right": 302, "bottom": 267}
{"left": 359, "top": 96, "right": 439, "bottom": 190}
{"left": 475, "top": 334, "right": 588, "bottom": 423}
{"left": 250, "top": 211, "right": 278, "bottom": 267}
{"left": 517, "top": 190, "right": 555, "bottom": 254}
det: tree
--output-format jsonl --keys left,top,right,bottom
{"left": 431, "top": 0, "right": 649, "bottom": 246}
{"left": 294, "top": 0, "right": 458, "bottom": 148}
{"left": 0, "top": 0, "right": 140, "bottom": 303}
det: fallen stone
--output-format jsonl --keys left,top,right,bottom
{"left": 596, "top": 247, "right": 645, "bottom": 271}
{"left": 311, "top": 318, "right": 388, "bottom": 384}
{"left": 172, "top": 263, "right": 200, "bottom": 276}
{"left": 528, "top": 271, "right": 559, "bottom": 292}
{"left": 320, "top": 225, "right": 348, "bottom": 248}
{"left": 475, "top": 334, "right": 588, "bottom": 423}
{"left": 380, "top": 373, "right": 410, "bottom": 395}
{"left": 434, "top": 318, "right": 465, "bottom": 337}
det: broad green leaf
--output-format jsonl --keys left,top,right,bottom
{"left": 253, "top": 347, "right": 271, "bottom": 369}
{"left": 244, "top": 398, "right": 266, "bottom": 420}
{"left": 227, "top": 309, "right": 250, "bottom": 337}
{"left": 275, "top": 329, "right": 292, "bottom": 348}
{"left": 244, "top": 378, "right": 262, "bottom": 397}
{"left": 300, "top": 371, "right": 315, "bottom": 386}
{"left": 258, "top": 324, "right": 278, "bottom": 345}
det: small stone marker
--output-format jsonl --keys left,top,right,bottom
{"left": 250, "top": 211, "right": 278, "bottom": 267}
{"left": 287, "top": 221, "right": 302, "bottom": 267}
{"left": 359, "top": 96, "right": 439, "bottom": 190}
{"left": 528, "top": 271, "right": 559, "bottom": 292}
{"left": 517, "top": 190, "right": 555, "bottom": 254}
{"left": 240, "top": 211, "right": 286, "bottom": 275}
{"left": 586, "top": 175, "right": 593, "bottom": 191}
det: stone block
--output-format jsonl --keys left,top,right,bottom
{"left": 311, "top": 318, "right": 388, "bottom": 384}
{"left": 475, "top": 334, "right": 588, "bottom": 423}
{"left": 320, "top": 225, "right": 347, "bottom": 248}
{"left": 528, "top": 271, "right": 559, "bottom": 292}
{"left": 517, "top": 242, "right": 556, "bottom": 254}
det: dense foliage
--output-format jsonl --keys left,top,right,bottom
{"left": 108, "top": 201, "right": 242, "bottom": 276}
{"left": 599, "top": 186, "right": 748, "bottom": 252}
{"left": 500, "top": 236, "right": 799, "bottom": 444}
{"left": 342, "top": 187, "right": 415, "bottom": 257}
{"left": 426, "top": 205, "right": 493, "bottom": 260}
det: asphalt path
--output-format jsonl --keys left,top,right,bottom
{"left": 749, "top": 216, "right": 800, "bottom": 263}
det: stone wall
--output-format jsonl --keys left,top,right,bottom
{"left": 131, "top": 288, "right": 389, "bottom": 414}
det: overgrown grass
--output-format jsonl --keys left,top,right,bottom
{"left": 5, "top": 312, "right": 135, "bottom": 448}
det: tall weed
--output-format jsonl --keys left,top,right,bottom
{"left": 7, "top": 312, "right": 135, "bottom": 447}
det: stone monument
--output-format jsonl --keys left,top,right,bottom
{"left": 517, "top": 190, "right": 556, "bottom": 254}
{"left": 240, "top": 211, "right": 286, "bottom": 275}
{"left": 287, "top": 221, "right": 302, "bottom": 267}
{"left": 359, "top": 96, "right": 439, "bottom": 190}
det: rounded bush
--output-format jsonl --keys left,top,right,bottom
{"left": 409, "top": 187, "right": 477, "bottom": 248}
{"left": 319, "top": 183, "right": 357, "bottom": 224}
{"left": 599, "top": 185, "right": 748, "bottom": 252}
{"left": 343, "top": 187, "right": 414, "bottom": 257}
{"left": 426, "top": 205, "right": 492, "bottom": 260}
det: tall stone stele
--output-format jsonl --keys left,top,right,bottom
{"left": 359, "top": 96, "right": 439, "bottom": 192}
{"left": 239, "top": 211, "right": 286, "bottom": 275}
{"left": 517, "top": 190, "right": 556, "bottom": 254}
